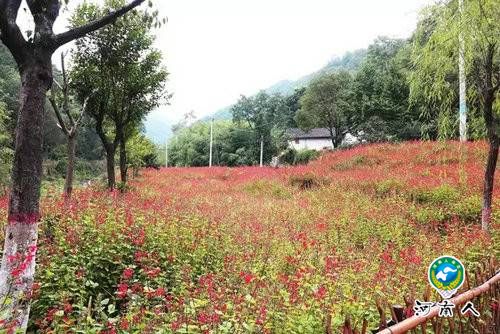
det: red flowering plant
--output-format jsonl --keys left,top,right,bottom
{"left": 0, "top": 141, "right": 496, "bottom": 333}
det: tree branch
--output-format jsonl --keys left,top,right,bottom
{"left": 75, "top": 90, "right": 96, "bottom": 129}
{"left": 60, "top": 53, "right": 75, "bottom": 126}
{"left": 49, "top": 93, "right": 69, "bottom": 136}
{"left": 53, "top": 79, "right": 63, "bottom": 91}
{"left": 0, "top": 0, "right": 27, "bottom": 61}
{"left": 53, "top": 0, "right": 146, "bottom": 47}
{"left": 493, "top": 72, "right": 500, "bottom": 93}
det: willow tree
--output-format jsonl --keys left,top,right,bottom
{"left": 0, "top": 0, "right": 148, "bottom": 332}
{"left": 410, "top": 0, "right": 499, "bottom": 231}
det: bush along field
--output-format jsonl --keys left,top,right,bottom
{"left": 0, "top": 141, "right": 497, "bottom": 333}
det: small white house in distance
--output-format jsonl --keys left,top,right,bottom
{"left": 286, "top": 128, "right": 360, "bottom": 150}
{"left": 286, "top": 128, "right": 334, "bottom": 151}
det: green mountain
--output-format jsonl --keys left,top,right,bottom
{"left": 203, "top": 49, "right": 367, "bottom": 121}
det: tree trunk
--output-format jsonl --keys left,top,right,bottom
{"left": 329, "top": 128, "right": 337, "bottom": 149}
{"left": 105, "top": 144, "right": 116, "bottom": 190}
{"left": 481, "top": 133, "right": 499, "bottom": 231}
{"left": 479, "top": 43, "right": 498, "bottom": 232}
{"left": 0, "top": 59, "right": 52, "bottom": 332}
{"left": 119, "top": 137, "right": 127, "bottom": 184}
{"left": 64, "top": 135, "right": 76, "bottom": 199}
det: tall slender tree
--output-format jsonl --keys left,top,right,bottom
{"left": 49, "top": 54, "right": 93, "bottom": 199}
{"left": 0, "top": 1, "right": 148, "bottom": 331}
{"left": 410, "top": 0, "right": 499, "bottom": 231}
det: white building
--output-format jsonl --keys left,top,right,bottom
{"left": 286, "top": 128, "right": 359, "bottom": 151}
{"left": 286, "top": 128, "right": 334, "bottom": 151}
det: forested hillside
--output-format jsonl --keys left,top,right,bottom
{"left": 204, "top": 49, "right": 367, "bottom": 121}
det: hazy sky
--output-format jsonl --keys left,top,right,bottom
{"left": 19, "top": 0, "right": 434, "bottom": 142}
{"left": 149, "top": 0, "right": 433, "bottom": 141}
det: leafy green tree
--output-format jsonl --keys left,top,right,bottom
{"left": 127, "top": 132, "right": 159, "bottom": 176}
{"left": 0, "top": 0, "right": 150, "bottom": 330}
{"left": 232, "top": 91, "right": 287, "bottom": 163}
{"left": 296, "top": 71, "right": 355, "bottom": 148}
{"left": 278, "top": 87, "right": 306, "bottom": 129}
{"left": 354, "top": 37, "right": 421, "bottom": 141}
{"left": 409, "top": 3, "right": 487, "bottom": 140}
{"left": 70, "top": 0, "right": 167, "bottom": 188}
{"left": 410, "top": 0, "right": 499, "bottom": 230}
{"left": 168, "top": 121, "right": 259, "bottom": 167}
{"left": 169, "top": 122, "right": 211, "bottom": 167}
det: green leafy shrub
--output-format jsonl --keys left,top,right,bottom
{"left": 280, "top": 148, "right": 297, "bottom": 165}
{"left": 280, "top": 148, "right": 320, "bottom": 166}
{"left": 452, "top": 195, "right": 482, "bottom": 224}
{"left": 294, "top": 149, "right": 320, "bottom": 165}
{"left": 75, "top": 160, "right": 105, "bottom": 180}
{"left": 55, "top": 159, "right": 67, "bottom": 176}
{"left": 410, "top": 184, "right": 459, "bottom": 204}
{"left": 332, "top": 154, "right": 381, "bottom": 171}
{"left": 243, "top": 180, "right": 292, "bottom": 199}
{"left": 374, "top": 179, "right": 405, "bottom": 197}
{"left": 410, "top": 206, "right": 448, "bottom": 225}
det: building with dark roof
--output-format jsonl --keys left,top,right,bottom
{"left": 285, "top": 128, "right": 359, "bottom": 150}
{"left": 285, "top": 128, "right": 334, "bottom": 151}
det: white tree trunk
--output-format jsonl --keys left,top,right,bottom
{"left": 0, "top": 221, "right": 38, "bottom": 332}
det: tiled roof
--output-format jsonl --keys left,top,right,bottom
{"left": 286, "top": 128, "right": 333, "bottom": 139}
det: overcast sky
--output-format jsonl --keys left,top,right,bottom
{"left": 150, "top": 0, "right": 434, "bottom": 141}
{"left": 19, "top": 0, "right": 434, "bottom": 142}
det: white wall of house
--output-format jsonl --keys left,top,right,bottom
{"left": 288, "top": 138, "right": 334, "bottom": 151}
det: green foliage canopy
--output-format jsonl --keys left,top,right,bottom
{"left": 409, "top": 0, "right": 499, "bottom": 139}
{"left": 296, "top": 71, "right": 355, "bottom": 148}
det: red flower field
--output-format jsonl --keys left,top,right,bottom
{"left": 0, "top": 141, "right": 498, "bottom": 333}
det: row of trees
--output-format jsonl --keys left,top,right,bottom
{"left": 69, "top": 0, "right": 167, "bottom": 189}
{"left": 0, "top": 0, "right": 164, "bottom": 331}
{"left": 168, "top": 89, "right": 303, "bottom": 167}
{"left": 167, "top": 36, "right": 425, "bottom": 166}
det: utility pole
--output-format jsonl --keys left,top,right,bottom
{"left": 458, "top": 0, "right": 467, "bottom": 142}
{"left": 209, "top": 118, "right": 213, "bottom": 167}
{"left": 260, "top": 135, "right": 264, "bottom": 167}
{"left": 165, "top": 139, "right": 168, "bottom": 168}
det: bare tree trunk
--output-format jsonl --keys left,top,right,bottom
{"left": 481, "top": 134, "right": 498, "bottom": 231}
{"left": 64, "top": 135, "right": 76, "bottom": 199}
{"left": 0, "top": 59, "right": 51, "bottom": 332}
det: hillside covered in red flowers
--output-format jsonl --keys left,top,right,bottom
{"left": 0, "top": 141, "right": 497, "bottom": 333}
